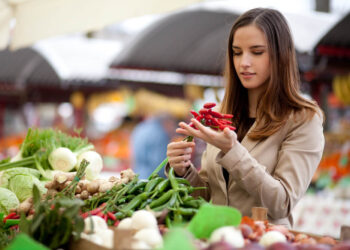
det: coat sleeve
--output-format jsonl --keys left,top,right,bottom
{"left": 164, "top": 147, "right": 211, "bottom": 200}
{"left": 216, "top": 112, "right": 325, "bottom": 219}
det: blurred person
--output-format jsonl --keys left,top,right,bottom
{"left": 166, "top": 8, "right": 325, "bottom": 228}
{"left": 131, "top": 113, "right": 177, "bottom": 179}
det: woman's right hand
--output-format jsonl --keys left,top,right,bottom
{"left": 167, "top": 141, "right": 195, "bottom": 176}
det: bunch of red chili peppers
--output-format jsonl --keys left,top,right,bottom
{"left": 188, "top": 102, "right": 236, "bottom": 131}
{"left": 81, "top": 203, "right": 120, "bottom": 227}
{"left": 1, "top": 212, "right": 20, "bottom": 230}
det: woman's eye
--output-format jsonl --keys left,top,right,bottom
{"left": 252, "top": 51, "right": 264, "bottom": 55}
{"left": 233, "top": 52, "right": 242, "bottom": 56}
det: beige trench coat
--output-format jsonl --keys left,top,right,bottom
{"left": 166, "top": 110, "right": 324, "bottom": 227}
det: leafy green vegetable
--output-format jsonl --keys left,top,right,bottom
{"left": 0, "top": 128, "right": 94, "bottom": 176}
{"left": 1, "top": 168, "right": 46, "bottom": 202}
{"left": 20, "top": 185, "right": 85, "bottom": 249}
{"left": 0, "top": 188, "right": 19, "bottom": 215}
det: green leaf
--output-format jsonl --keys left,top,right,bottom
{"left": 187, "top": 203, "right": 241, "bottom": 239}
{"left": 162, "top": 227, "right": 196, "bottom": 250}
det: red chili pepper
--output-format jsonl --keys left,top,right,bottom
{"left": 199, "top": 108, "right": 209, "bottom": 115}
{"left": 114, "top": 220, "right": 120, "bottom": 227}
{"left": 188, "top": 122, "right": 198, "bottom": 130}
{"left": 219, "top": 119, "right": 233, "bottom": 125}
{"left": 96, "top": 212, "right": 104, "bottom": 218}
{"left": 211, "top": 119, "right": 220, "bottom": 126}
{"left": 99, "top": 203, "right": 107, "bottom": 209}
{"left": 81, "top": 212, "right": 89, "bottom": 219}
{"left": 209, "top": 110, "right": 223, "bottom": 118}
{"left": 90, "top": 208, "right": 102, "bottom": 215}
{"left": 196, "top": 115, "right": 204, "bottom": 122}
{"left": 107, "top": 212, "right": 116, "bottom": 221}
{"left": 103, "top": 214, "right": 108, "bottom": 222}
{"left": 222, "top": 114, "right": 234, "bottom": 119}
{"left": 205, "top": 114, "right": 213, "bottom": 120}
{"left": 190, "top": 110, "right": 199, "bottom": 118}
{"left": 228, "top": 126, "right": 236, "bottom": 131}
{"left": 203, "top": 102, "right": 216, "bottom": 109}
{"left": 219, "top": 125, "right": 227, "bottom": 131}
{"left": 3, "top": 213, "right": 17, "bottom": 222}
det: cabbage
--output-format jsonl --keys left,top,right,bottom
{"left": 8, "top": 175, "right": 46, "bottom": 202}
{"left": 0, "top": 167, "right": 46, "bottom": 202}
{"left": 0, "top": 167, "right": 41, "bottom": 187}
{"left": 0, "top": 187, "right": 19, "bottom": 215}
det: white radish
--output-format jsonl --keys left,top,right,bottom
{"left": 259, "top": 231, "right": 287, "bottom": 247}
{"left": 76, "top": 151, "right": 103, "bottom": 181}
{"left": 49, "top": 147, "right": 77, "bottom": 172}
{"left": 131, "top": 210, "right": 158, "bottom": 230}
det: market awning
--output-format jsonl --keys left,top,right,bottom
{"left": 110, "top": 9, "right": 238, "bottom": 76}
{"left": 0, "top": 35, "right": 122, "bottom": 103}
{"left": 108, "top": 4, "right": 341, "bottom": 84}
{"left": 315, "top": 12, "right": 350, "bottom": 58}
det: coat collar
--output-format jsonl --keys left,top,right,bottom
{"left": 241, "top": 120, "right": 261, "bottom": 152}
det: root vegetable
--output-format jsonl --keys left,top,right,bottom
{"left": 131, "top": 210, "right": 158, "bottom": 230}
{"left": 64, "top": 181, "right": 72, "bottom": 188}
{"left": 80, "top": 190, "right": 89, "bottom": 200}
{"left": 79, "top": 180, "right": 90, "bottom": 191}
{"left": 210, "top": 226, "right": 245, "bottom": 248}
{"left": 109, "top": 176, "right": 118, "bottom": 183}
{"left": 49, "top": 147, "right": 77, "bottom": 172}
{"left": 87, "top": 181, "right": 100, "bottom": 194}
{"left": 76, "top": 151, "right": 103, "bottom": 181}
{"left": 84, "top": 216, "right": 108, "bottom": 233}
{"left": 259, "top": 231, "right": 287, "bottom": 247}
{"left": 133, "top": 228, "right": 163, "bottom": 249}
{"left": 18, "top": 200, "right": 32, "bottom": 214}
{"left": 75, "top": 185, "right": 82, "bottom": 194}
{"left": 99, "top": 182, "right": 114, "bottom": 193}
{"left": 120, "top": 169, "right": 136, "bottom": 182}
{"left": 76, "top": 194, "right": 81, "bottom": 199}
{"left": 46, "top": 189, "right": 58, "bottom": 197}
{"left": 118, "top": 218, "right": 133, "bottom": 230}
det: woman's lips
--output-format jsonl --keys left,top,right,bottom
{"left": 241, "top": 72, "right": 255, "bottom": 79}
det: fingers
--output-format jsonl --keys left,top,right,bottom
{"left": 167, "top": 148, "right": 192, "bottom": 157}
{"left": 167, "top": 141, "right": 195, "bottom": 150}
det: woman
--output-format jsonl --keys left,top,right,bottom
{"left": 166, "top": 8, "right": 324, "bottom": 227}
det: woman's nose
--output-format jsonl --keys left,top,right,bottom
{"left": 241, "top": 54, "right": 252, "bottom": 67}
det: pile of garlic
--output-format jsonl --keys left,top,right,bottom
{"left": 118, "top": 210, "right": 163, "bottom": 249}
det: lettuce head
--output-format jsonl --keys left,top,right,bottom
{"left": 0, "top": 187, "right": 19, "bottom": 215}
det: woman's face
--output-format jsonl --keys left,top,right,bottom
{"left": 232, "top": 24, "right": 270, "bottom": 90}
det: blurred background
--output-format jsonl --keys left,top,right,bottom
{"left": 0, "top": 0, "right": 350, "bottom": 237}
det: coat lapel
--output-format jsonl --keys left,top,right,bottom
{"left": 241, "top": 120, "right": 261, "bottom": 152}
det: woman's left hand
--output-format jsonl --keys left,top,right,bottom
{"left": 176, "top": 118, "right": 238, "bottom": 153}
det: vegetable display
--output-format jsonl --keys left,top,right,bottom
{"left": 0, "top": 128, "right": 98, "bottom": 179}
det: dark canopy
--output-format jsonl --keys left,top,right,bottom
{"left": 110, "top": 10, "right": 239, "bottom": 75}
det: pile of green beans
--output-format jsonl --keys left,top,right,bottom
{"left": 84, "top": 169, "right": 206, "bottom": 226}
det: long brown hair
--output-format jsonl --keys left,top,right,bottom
{"left": 220, "top": 8, "right": 319, "bottom": 140}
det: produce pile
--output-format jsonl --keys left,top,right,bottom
{"left": 0, "top": 103, "right": 346, "bottom": 249}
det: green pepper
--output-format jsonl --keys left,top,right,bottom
{"left": 128, "top": 180, "right": 148, "bottom": 194}
{"left": 173, "top": 212, "right": 183, "bottom": 225}
{"left": 177, "top": 207, "right": 197, "bottom": 216}
{"left": 165, "top": 214, "right": 172, "bottom": 228}
{"left": 168, "top": 168, "right": 179, "bottom": 191}
{"left": 183, "top": 199, "right": 202, "bottom": 208}
{"left": 123, "top": 193, "right": 149, "bottom": 211}
{"left": 151, "top": 179, "right": 170, "bottom": 199}
{"left": 152, "top": 192, "right": 178, "bottom": 212}
{"left": 149, "top": 190, "right": 174, "bottom": 208}
{"left": 144, "top": 177, "right": 163, "bottom": 192}
{"left": 175, "top": 178, "right": 190, "bottom": 186}
{"left": 139, "top": 199, "right": 152, "bottom": 209}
